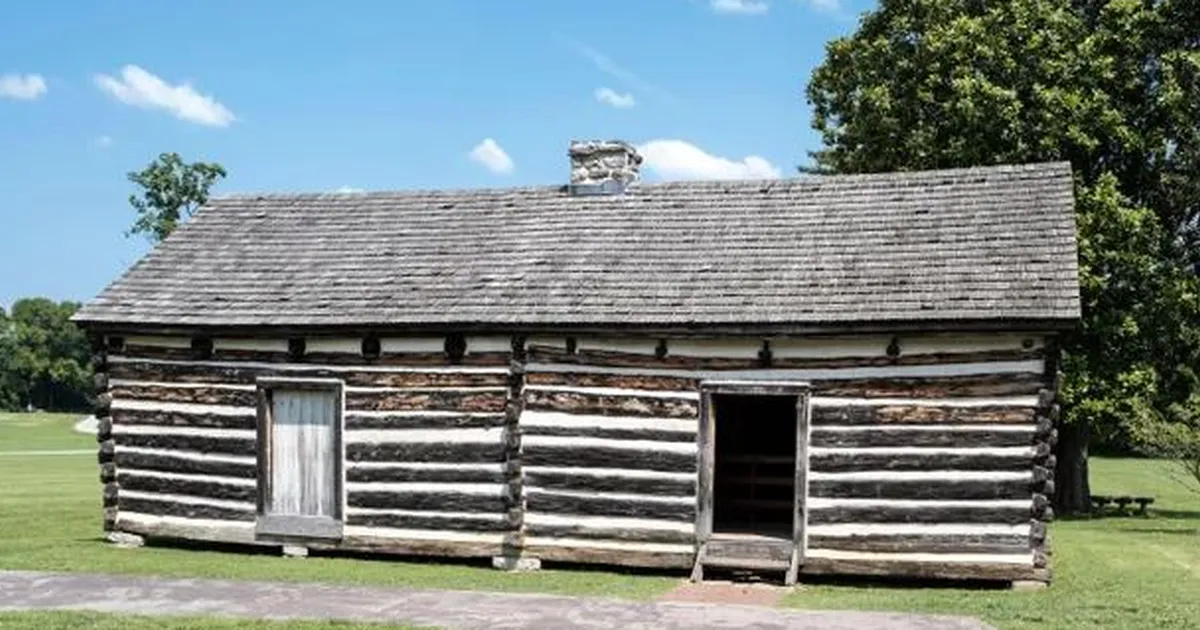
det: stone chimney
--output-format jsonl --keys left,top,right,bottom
{"left": 568, "top": 140, "right": 642, "bottom": 194}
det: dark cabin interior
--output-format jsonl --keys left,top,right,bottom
{"left": 711, "top": 393, "right": 797, "bottom": 537}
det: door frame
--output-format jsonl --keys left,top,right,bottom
{"left": 254, "top": 376, "right": 346, "bottom": 541}
{"left": 694, "top": 379, "right": 811, "bottom": 584}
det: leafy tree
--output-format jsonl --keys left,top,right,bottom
{"left": 0, "top": 299, "right": 92, "bottom": 412}
{"left": 806, "top": 0, "right": 1200, "bottom": 512}
{"left": 127, "top": 152, "right": 227, "bottom": 243}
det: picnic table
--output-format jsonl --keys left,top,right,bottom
{"left": 1090, "top": 494, "right": 1155, "bottom": 516}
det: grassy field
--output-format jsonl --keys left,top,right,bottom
{"left": 1, "top": 412, "right": 1197, "bottom": 629}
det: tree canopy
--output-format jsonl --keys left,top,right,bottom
{"left": 0, "top": 298, "right": 92, "bottom": 412}
{"left": 806, "top": 0, "right": 1200, "bottom": 508}
{"left": 127, "top": 152, "right": 227, "bottom": 243}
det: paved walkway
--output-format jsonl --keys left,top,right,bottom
{"left": 0, "top": 571, "right": 995, "bottom": 629}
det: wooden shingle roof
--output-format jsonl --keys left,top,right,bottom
{"left": 75, "top": 162, "right": 1081, "bottom": 331}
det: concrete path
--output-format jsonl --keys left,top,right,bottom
{"left": 0, "top": 571, "right": 995, "bottom": 630}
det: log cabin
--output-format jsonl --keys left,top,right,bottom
{"left": 74, "top": 140, "right": 1080, "bottom": 586}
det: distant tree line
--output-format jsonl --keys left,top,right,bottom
{"left": 0, "top": 298, "right": 92, "bottom": 412}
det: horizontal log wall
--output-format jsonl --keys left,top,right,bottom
{"left": 526, "top": 333, "right": 1052, "bottom": 580}
{"left": 106, "top": 335, "right": 516, "bottom": 557}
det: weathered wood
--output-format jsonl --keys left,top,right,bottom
{"left": 346, "top": 442, "right": 505, "bottom": 464}
{"left": 99, "top": 462, "right": 116, "bottom": 483}
{"left": 524, "top": 471, "right": 695, "bottom": 497}
{"left": 113, "top": 409, "right": 256, "bottom": 430}
{"left": 110, "top": 360, "right": 509, "bottom": 388}
{"left": 93, "top": 371, "right": 110, "bottom": 393}
{"left": 103, "top": 482, "right": 119, "bottom": 507}
{"left": 794, "top": 392, "right": 811, "bottom": 582}
{"left": 801, "top": 557, "right": 1044, "bottom": 582}
{"left": 523, "top": 543, "right": 692, "bottom": 569}
{"left": 98, "top": 440, "right": 115, "bottom": 463}
{"left": 812, "top": 374, "right": 1044, "bottom": 398}
{"left": 523, "top": 445, "right": 698, "bottom": 473}
{"left": 348, "top": 490, "right": 506, "bottom": 513}
{"left": 345, "top": 412, "right": 506, "bottom": 431}
{"left": 347, "top": 466, "right": 506, "bottom": 484}
{"left": 115, "top": 451, "right": 258, "bottom": 479}
{"left": 113, "top": 433, "right": 257, "bottom": 457}
{"left": 526, "top": 371, "right": 698, "bottom": 392}
{"left": 94, "top": 392, "right": 113, "bottom": 418}
{"left": 117, "top": 496, "right": 254, "bottom": 522}
{"left": 808, "top": 534, "right": 1030, "bottom": 555}
{"left": 117, "top": 473, "right": 257, "bottom": 502}
{"left": 696, "top": 391, "right": 716, "bottom": 548}
{"left": 526, "top": 491, "right": 695, "bottom": 521}
{"left": 810, "top": 451, "right": 1034, "bottom": 473}
{"left": 346, "top": 389, "right": 507, "bottom": 413}
{"left": 346, "top": 513, "right": 510, "bottom": 532}
{"left": 524, "top": 523, "right": 694, "bottom": 544}
{"left": 520, "top": 425, "right": 696, "bottom": 443}
{"left": 119, "top": 345, "right": 510, "bottom": 367}
{"left": 96, "top": 418, "right": 113, "bottom": 441}
{"left": 528, "top": 346, "right": 1041, "bottom": 371}
{"left": 810, "top": 428, "right": 1034, "bottom": 449}
{"left": 319, "top": 535, "right": 504, "bottom": 558}
{"left": 809, "top": 478, "right": 1032, "bottom": 501}
{"left": 706, "top": 536, "right": 793, "bottom": 563}
{"left": 524, "top": 389, "right": 698, "bottom": 419}
{"left": 110, "top": 384, "right": 257, "bottom": 407}
{"left": 811, "top": 405, "right": 1036, "bottom": 426}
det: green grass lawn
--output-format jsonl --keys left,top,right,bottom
{"left": 1, "top": 413, "right": 1197, "bottom": 629}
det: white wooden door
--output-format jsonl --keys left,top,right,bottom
{"left": 256, "top": 381, "right": 343, "bottom": 539}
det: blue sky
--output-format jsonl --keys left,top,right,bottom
{"left": 0, "top": 0, "right": 869, "bottom": 309}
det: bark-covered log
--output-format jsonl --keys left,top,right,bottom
{"left": 809, "top": 478, "right": 1032, "bottom": 501}
{"left": 527, "top": 346, "right": 1041, "bottom": 371}
{"left": 113, "top": 409, "right": 257, "bottom": 430}
{"left": 346, "top": 389, "right": 507, "bottom": 413}
{"left": 810, "top": 428, "right": 1035, "bottom": 448}
{"left": 109, "top": 360, "right": 509, "bottom": 388}
{"left": 810, "top": 451, "right": 1033, "bottom": 473}
{"left": 96, "top": 418, "right": 113, "bottom": 442}
{"left": 807, "top": 534, "right": 1029, "bottom": 555}
{"left": 346, "top": 512, "right": 510, "bottom": 532}
{"left": 812, "top": 374, "right": 1044, "bottom": 398}
{"left": 346, "top": 441, "right": 505, "bottom": 464}
{"left": 344, "top": 412, "right": 506, "bottom": 430}
{"left": 94, "top": 393, "right": 113, "bottom": 418}
{"left": 524, "top": 543, "right": 692, "bottom": 569}
{"left": 521, "top": 424, "right": 696, "bottom": 443}
{"left": 117, "top": 496, "right": 254, "bottom": 522}
{"left": 348, "top": 490, "right": 506, "bottom": 513}
{"left": 103, "top": 482, "right": 119, "bottom": 507}
{"left": 807, "top": 503, "right": 1033, "bottom": 525}
{"left": 110, "top": 384, "right": 257, "bottom": 407}
{"left": 119, "top": 345, "right": 509, "bottom": 367}
{"left": 524, "top": 389, "right": 698, "bottom": 419}
{"left": 346, "top": 465, "right": 506, "bottom": 484}
{"left": 523, "top": 445, "right": 697, "bottom": 473}
{"left": 526, "top": 371, "right": 698, "bottom": 392}
{"left": 800, "top": 558, "right": 1044, "bottom": 583}
{"left": 811, "top": 405, "right": 1035, "bottom": 426}
{"left": 113, "top": 433, "right": 257, "bottom": 457}
{"left": 116, "top": 472, "right": 257, "bottom": 502}
{"left": 98, "top": 441, "right": 115, "bottom": 463}
{"left": 99, "top": 463, "right": 116, "bottom": 483}
{"left": 524, "top": 471, "right": 695, "bottom": 497}
{"left": 526, "top": 491, "right": 695, "bottom": 521}
{"left": 115, "top": 451, "right": 258, "bottom": 479}
{"left": 524, "top": 523, "right": 694, "bottom": 544}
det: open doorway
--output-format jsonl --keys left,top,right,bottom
{"left": 711, "top": 393, "right": 798, "bottom": 537}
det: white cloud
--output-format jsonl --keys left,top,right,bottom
{"left": 554, "top": 33, "right": 677, "bottom": 104}
{"left": 333, "top": 186, "right": 364, "bottom": 194}
{"left": 93, "top": 135, "right": 114, "bottom": 148}
{"left": 637, "top": 139, "right": 781, "bottom": 181}
{"left": 468, "top": 138, "right": 514, "bottom": 175}
{"left": 711, "top": 0, "right": 769, "bottom": 14}
{"left": 0, "top": 73, "right": 47, "bottom": 100}
{"left": 801, "top": 0, "right": 840, "bottom": 11}
{"left": 93, "top": 65, "right": 234, "bottom": 127}
{"left": 594, "top": 87, "right": 635, "bottom": 109}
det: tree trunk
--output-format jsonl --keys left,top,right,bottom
{"left": 1055, "top": 421, "right": 1091, "bottom": 514}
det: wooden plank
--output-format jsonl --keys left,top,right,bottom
{"left": 256, "top": 514, "right": 343, "bottom": 540}
{"left": 811, "top": 405, "right": 1036, "bottom": 425}
{"left": 792, "top": 391, "right": 811, "bottom": 585}
{"left": 120, "top": 345, "right": 509, "bottom": 367}
{"left": 812, "top": 374, "right": 1043, "bottom": 398}
{"left": 524, "top": 523, "right": 694, "bottom": 544}
{"left": 524, "top": 471, "right": 694, "bottom": 497}
{"left": 110, "top": 360, "right": 509, "bottom": 388}
{"left": 808, "top": 503, "right": 1032, "bottom": 525}
{"left": 523, "top": 543, "right": 692, "bottom": 569}
{"left": 347, "top": 442, "right": 506, "bottom": 464}
{"left": 345, "top": 412, "right": 507, "bottom": 430}
{"left": 810, "top": 450, "right": 1034, "bottom": 473}
{"left": 346, "top": 389, "right": 508, "bottom": 413}
{"left": 114, "top": 451, "right": 257, "bottom": 479}
{"left": 808, "top": 534, "right": 1030, "bottom": 555}
{"left": 112, "top": 409, "right": 256, "bottom": 430}
{"left": 524, "top": 389, "right": 698, "bottom": 419}
{"left": 526, "top": 371, "right": 698, "bottom": 392}
{"left": 348, "top": 490, "right": 506, "bottom": 513}
{"left": 113, "top": 432, "right": 256, "bottom": 457}
{"left": 523, "top": 445, "right": 697, "bottom": 473}
{"left": 809, "top": 478, "right": 1032, "bottom": 501}
{"left": 116, "top": 473, "right": 256, "bottom": 503}
{"left": 528, "top": 346, "right": 1040, "bottom": 371}
{"left": 346, "top": 512, "right": 510, "bottom": 532}
{"left": 323, "top": 535, "right": 503, "bottom": 559}
{"left": 348, "top": 465, "right": 506, "bottom": 484}
{"left": 800, "top": 557, "right": 1044, "bottom": 582}
{"left": 810, "top": 428, "right": 1035, "bottom": 449}
{"left": 520, "top": 424, "right": 696, "bottom": 443}
{"left": 111, "top": 384, "right": 256, "bottom": 407}
{"left": 117, "top": 496, "right": 254, "bottom": 522}
{"left": 525, "top": 491, "right": 695, "bottom": 521}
